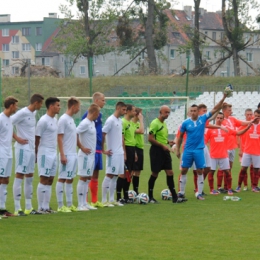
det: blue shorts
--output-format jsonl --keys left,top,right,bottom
{"left": 94, "top": 153, "right": 103, "bottom": 170}
{"left": 181, "top": 149, "right": 205, "bottom": 169}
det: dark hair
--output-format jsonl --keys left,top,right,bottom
{"left": 126, "top": 104, "right": 134, "bottom": 111}
{"left": 198, "top": 104, "right": 207, "bottom": 109}
{"left": 30, "top": 94, "right": 44, "bottom": 104}
{"left": 68, "top": 97, "right": 80, "bottom": 108}
{"left": 218, "top": 112, "right": 224, "bottom": 115}
{"left": 254, "top": 109, "right": 260, "bottom": 114}
{"left": 135, "top": 107, "right": 142, "bottom": 115}
{"left": 257, "top": 103, "right": 260, "bottom": 109}
{"left": 116, "top": 101, "right": 126, "bottom": 109}
{"left": 45, "top": 97, "right": 60, "bottom": 109}
{"left": 4, "top": 96, "right": 18, "bottom": 109}
{"left": 191, "top": 104, "right": 198, "bottom": 108}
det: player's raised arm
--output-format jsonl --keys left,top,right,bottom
{"left": 210, "top": 93, "right": 227, "bottom": 115}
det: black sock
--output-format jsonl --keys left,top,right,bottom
{"left": 148, "top": 175, "right": 157, "bottom": 199}
{"left": 132, "top": 176, "right": 139, "bottom": 194}
{"left": 116, "top": 177, "right": 124, "bottom": 201}
{"left": 123, "top": 178, "right": 130, "bottom": 200}
{"left": 167, "top": 175, "right": 177, "bottom": 200}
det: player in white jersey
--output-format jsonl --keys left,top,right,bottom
{"left": 56, "top": 97, "right": 80, "bottom": 213}
{"left": 0, "top": 97, "right": 18, "bottom": 218}
{"left": 36, "top": 97, "right": 60, "bottom": 213}
{"left": 76, "top": 104, "right": 100, "bottom": 211}
{"left": 101, "top": 101, "right": 127, "bottom": 207}
{"left": 11, "top": 94, "right": 44, "bottom": 216}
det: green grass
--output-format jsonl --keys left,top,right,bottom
{"left": 1, "top": 145, "right": 260, "bottom": 259}
{"left": 2, "top": 75, "right": 260, "bottom": 107}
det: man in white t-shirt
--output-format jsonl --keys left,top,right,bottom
{"left": 36, "top": 97, "right": 60, "bottom": 213}
{"left": 101, "top": 101, "right": 127, "bottom": 207}
{"left": 76, "top": 104, "right": 100, "bottom": 211}
{"left": 12, "top": 94, "right": 44, "bottom": 216}
{"left": 0, "top": 96, "right": 18, "bottom": 218}
{"left": 56, "top": 97, "right": 80, "bottom": 213}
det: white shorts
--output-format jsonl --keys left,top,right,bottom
{"left": 106, "top": 154, "right": 124, "bottom": 175}
{"left": 228, "top": 149, "right": 235, "bottom": 162}
{"left": 210, "top": 158, "right": 230, "bottom": 171}
{"left": 0, "top": 158, "right": 12, "bottom": 177}
{"left": 37, "top": 153, "right": 57, "bottom": 177}
{"left": 193, "top": 146, "right": 211, "bottom": 170}
{"left": 15, "top": 148, "right": 35, "bottom": 174}
{"left": 78, "top": 153, "right": 95, "bottom": 177}
{"left": 59, "top": 154, "right": 77, "bottom": 179}
{"left": 241, "top": 153, "right": 260, "bottom": 168}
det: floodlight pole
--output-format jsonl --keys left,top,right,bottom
{"left": 89, "top": 56, "right": 93, "bottom": 97}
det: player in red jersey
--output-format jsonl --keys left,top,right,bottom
{"left": 205, "top": 112, "right": 251, "bottom": 195}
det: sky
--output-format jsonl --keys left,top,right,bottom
{"left": 2, "top": 0, "right": 222, "bottom": 22}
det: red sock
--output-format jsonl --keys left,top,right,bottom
{"left": 89, "top": 179, "right": 98, "bottom": 203}
{"left": 227, "top": 172, "right": 232, "bottom": 190}
{"left": 223, "top": 170, "right": 229, "bottom": 190}
{"left": 217, "top": 170, "right": 223, "bottom": 188}
{"left": 193, "top": 170, "right": 198, "bottom": 192}
{"left": 250, "top": 165, "right": 254, "bottom": 188}
{"left": 243, "top": 172, "right": 248, "bottom": 186}
{"left": 238, "top": 169, "right": 244, "bottom": 186}
{"left": 208, "top": 172, "right": 214, "bottom": 191}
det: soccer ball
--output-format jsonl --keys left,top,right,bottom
{"left": 128, "top": 190, "right": 137, "bottom": 203}
{"left": 137, "top": 193, "right": 149, "bottom": 204}
{"left": 161, "top": 189, "right": 172, "bottom": 200}
{"left": 224, "top": 84, "right": 233, "bottom": 97}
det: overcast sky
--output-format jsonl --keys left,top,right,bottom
{"left": 2, "top": 0, "right": 222, "bottom": 22}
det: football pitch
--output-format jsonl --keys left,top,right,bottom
{"left": 1, "top": 145, "right": 259, "bottom": 260}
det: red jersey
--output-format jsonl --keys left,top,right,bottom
{"left": 205, "top": 128, "right": 237, "bottom": 158}
{"left": 243, "top": 123, "right": 260, "bottom": 155}
{"left": 221, "top": 116, "right": 243, "bottom": 150}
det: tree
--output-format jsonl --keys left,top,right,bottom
{"left": 54, "top": 0, "right": 118, "bottom": 76}
{"left": 115, "top": 0, "right": 172, "bottom": 75}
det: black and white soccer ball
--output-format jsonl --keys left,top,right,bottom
{"left": 161, "top": 189, "right": 172, "bottom": 200}
{"left": 128, "top": 190, "right": 137, "bottom": 203}
{"left": 137, "top": 193, "right": 149, "bottom": 204}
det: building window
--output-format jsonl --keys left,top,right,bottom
{"left": 174, "top": 15, "right": 180, "bottom": 21}
{"left": 220, "top": 32, "right": 224, "bottom": 40}
{"left": 42, "top": 57, "right": 50, "bottom": 66}
{"left": 24, "top": 59, "right": 31, "bottom": 64}
{"left": 212, "top": 32, "right": 216, "bottom": 40}
{"left": 140, "top": 51, "right": 144, "bottom": 60}
{"left": 172, "top": 32, "right": 181, "bottom": 38}
{"left": 35, "top": 43, "right": 42, "bottom": 51}
{"left": 204, "top": 31, "right": 208, "bottom": 35}
{"left": 170, "top": 49, "right": 175, "bottom": 59}
{"left": 206, "top": 51, "right": 211, "bottom": 60}
{"left": 2, "top": 28, "right": 9, "bottom": 37}
{"left": 93, "top": 56, "right": 96, "bottom": 65}
{"left": 22, "top": 27, "right": 31, "bottom": 36}
{"left": 22, "top": 43, "right": 31, "bottom": 51}
{"left": 11, "top": 36, "right": 19, "bottom": 44}
{"left": 2, "top": 44, "right": 9, "bottom": 52}
{"left": 246, "top": 53, "right": 252, "bottom": 62}
{"left": 12, "top": 51, "right": 19, "bottom": 59}
{"left": 3, "top": 59, "right": 9, "bottom": 67}
{"left": 36, "top": 27, "right": 42, "bottom": 36}
{"left": 80, "top": 66, "right": 86, "bottom": 74}
{"left": 12, "top": 67, "right": 19, "bottom": 75}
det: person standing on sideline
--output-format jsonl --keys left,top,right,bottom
{"left": 56, "top": 97, "right": 80, "bottom": 213}
{"left": 101, "top": 102, "right": 127, "bottom": 207}
{"left": 36, "top": 97, "right": 60, "bottom": 213}
{"left": 12, "top": 94, "right": 44, "bottom": 216}
{"left": 76, "top": 104, "right": 100, "bottom": 211}
{"left": 81, "top": 92, "right": 105, "bottom": 208}
{"left": 0, "top": 97, "right": 18, "bottom": 217}
{"left": 132, "top": 107, "right": 144, "bottom": 195}
{"left": 176, "top": 93, "right": 227, "bottom": 201}
{"left": 148, "top": 105, "right": 184, "bottom": 204}
{"left": 119, "top": 104, "right": 137, "bottom": 203}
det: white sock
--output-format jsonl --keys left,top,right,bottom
{"left": 65, "top": 183, "right": 73, "bottom": 207}
{"left": 37, "top": 183, "right": 46, "bottom": 210}
{"left": 77, "top": 180, "right": 85, "bottom": 207}
{"left": 0, "top": 184, "right": 7, "bottom": 209}
{"left": 109, "top": 176, "right": 117, "bottom": 202}
{"left": 84, "top": 180, "right": 90, "bottom": 206}
{"left": 13, "top": 178, "right": 22, "bottom": 211}
{"left": 56, "top": 182, "right": 64, "bottom": 208}
{"left": 24, "top": 177, "right": 33, "bottom": 210}
{"left": 197, "top": 174, "right": 204, "bottom": 195}
{"left": 102, "top": 176, "right": 111, "bottom": 203}
{"left": 2, "top": 184, "right": 7, "bottom": 209}
{"left": 43, "top": 185, "right": 52, "bottom": 210}
{"left": 179, "top": 174, "right": 187, "bottom": 195}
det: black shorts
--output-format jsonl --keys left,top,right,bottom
{"left": 133, "top": 147, "right": 144, "bottom": 171}
{"left": 125, "top": 146, "right": 136, "bottom": 172}
{"left": 150, "top": 145, "right": 172, "bottom": 173}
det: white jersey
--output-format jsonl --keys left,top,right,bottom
{"left": 36, "top": 114, "right": 58, "bottom": 154}
{"left": 102, "top": 114, "right": 124, "bottom": 155}
{"left": 0, "top": 112, "right": 13, "bottom": 158}
{"left": 58, "top": 113, "right": 77, "bottom": 154}
{"left": 76, "top": 118, "right": 96, "bottom": 156}
{"left": 11, "top": 107, "right": 36, "bottom": 150}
